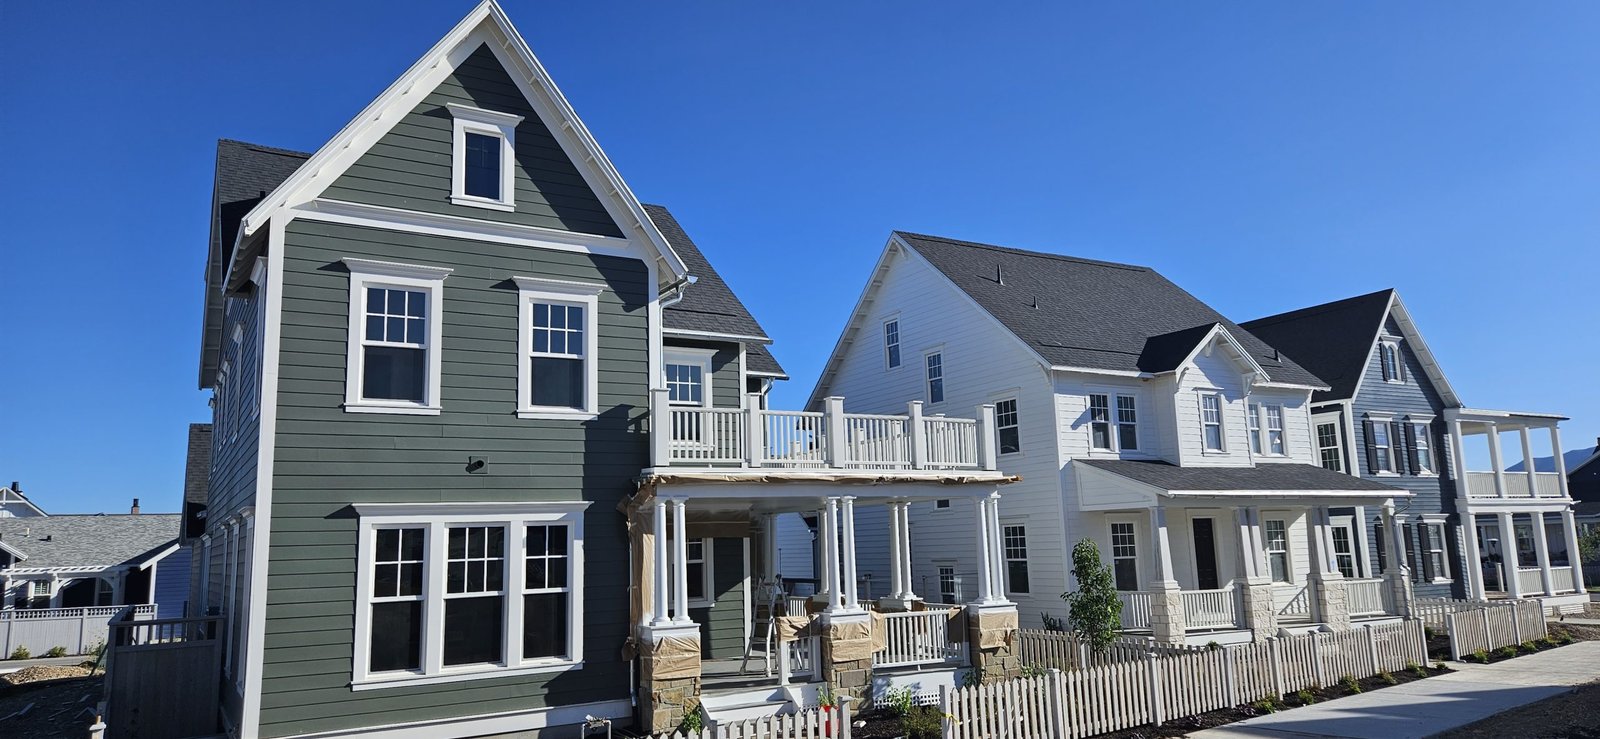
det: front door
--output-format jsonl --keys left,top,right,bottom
{"left": 1192, "top": 518, "right": 1220, "bottom": 590}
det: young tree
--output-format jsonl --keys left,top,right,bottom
{"left": 1060, "top": 538, "right": 1122, "bottom": 652}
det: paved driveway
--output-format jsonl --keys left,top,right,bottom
{"left": 1187, "top": 641, "right": 1600, "bottom": 739}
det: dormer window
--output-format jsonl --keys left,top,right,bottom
{"left": 447, "top": 103, "right": 523, "bottom": 212}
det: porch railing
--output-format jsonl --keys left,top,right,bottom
{"left": 1464, "top": 471, "right": 1565, "bottom": 499}
{"left": 1551, "top": 567, "right": 1577, "bottom": 594}
{"left": 1276, "top": 583, "right": 1314, "bottom": 621}
{"left": 651, "top": 392, "right": 997, "bottom": 473}
{"left": 1517, "top": 567, "right": 1546, "bottom": 595}
{"left": 1181, "top": 587, "right": 1240, "bottom": 629}
{"left": 777, "top": 635, "right": 818, "bottom": 684}
{"left": 872, "top": 610, "right": 967, "bottom": 669}
{"left": 1346, "top": 577, "right": 1391, "bottom": 616}
{"left": 1118, "top": 592, "right": 1152, "bottom": 629}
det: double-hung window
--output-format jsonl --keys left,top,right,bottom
{"left": 684, "top": 539, "right": 710, "bottom": 604}
{"left": 1265, "top": 405, "right": 1285, "bottom": 455}
{"left": 925, "top": 352, "right": 944, "bottom": 404}
{"left": 1116, "top": 396, "right": 1139, "bottom": 450}
{"left": 1002, "top": 524, "right": 1030, "bottom": 594}
{"left": 995, "top": 398, "right": 1021, "bottom": 455}
{"left": 664, "top": 349, "right": 715, "bottom": 407}
{"left": 1248, "top": 404, "right": 1263, "bottom": 453}
{"left": 937, "top": 565, "right": 958, "bottom": 604}
{"left": 1411, "top": 421, "right": 1434, "bottom": 474}
{"left": 515, "top": 277, "right": 603, "bottom": 419}
{"left": 1109, "top": 522, "right": 1138, "bottom": 591}
{"left": 353, "top": 502, "right": 587, "bottom": 689}
{"left": 447, "top": 103, "right": 523, "bottom": 211}
{"left": 1264, "top": 519, "right": 1290, "bottom": 583}
{"left": 1420, "top": 520, "right": 1448, "bottom": 582}
{"left": 1088, "top": 394, "right": 1113, "bottom": 450}
{"left": 1200, "top": 392, "right": 1225, "bottom": 451}
{"left": 1330, "top": 518, "right": 1357, "bottom": 578}
{"left": 1379, "top": 340, "right": 1404, "bottom": 383}
{"left": 1316, "top": 420, "right": 1344, "bottom": 472}
{"left": 883, "top": 319, "right": 901, "bottom": 369}
{"left": 1089, "top": 393, "right": 1138, "bottom": 452}
{"left": 343, "top": 259, "right": 452, "bottom": 415}
{"left": 1371, "top": 421, "right": 1394, "bottom": 473}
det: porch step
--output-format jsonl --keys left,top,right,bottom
{"left": 699, "top": 687, "right": 792, "bottom": 725}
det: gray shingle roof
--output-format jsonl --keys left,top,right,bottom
{"left": 200, "top": 142, "right": 784, "bottom": 379}
{"left": 1078, "top": 459, "right": 1402, "bottom": 492}
{"left": 0, "top": 515, "right": 181, "bottom": 571}
{"left": 184, "top": 424, "right": 213, "bottom": 506}
{"left": 1240, "top": 289, "right": 1395, "bottom": 403}
{"left": 896, "top": 233, "right": 1325, "bottom": 387}
{"left": 745, "top": 343, "right": 787, "bottom": 378}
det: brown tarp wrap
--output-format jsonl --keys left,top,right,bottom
{"left": 827, "top": 617, "right": 878, "bottom": 663}
{"left": 646, "top": 634, "right": 702, "bottom": 681}
{"left": 638, "top": 471, "right": 1021, "bottom": 487}
{"left": 776, "top": 615, "right": 816, "bottom": 643}
{"left": 973, "top": 608, "right": 1019, "bottom": 649}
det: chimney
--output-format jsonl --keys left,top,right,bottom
{"left": 8, "top": 481, "right": 17, "bottom": 493}
{"left": 130, "top": 498, "right": 140, "bottom": 515}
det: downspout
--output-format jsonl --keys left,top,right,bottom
{"left": 660, "top": 275, "right": 698, "bottom": 310}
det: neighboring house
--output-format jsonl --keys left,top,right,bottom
{"left": 0, "top": 482, "right": 48, "bottom": 518}
{"left": 181, "top": 4, "right": 1014, "bottom": 738}
{"left": 1244, "top": 290, "right": 1588, "bottom": 613}
{"left": 180, "top": 423, "right": 212, "bottom": 618}
{"left": 0, "top": 506, "right": 186, "bottom": 617}
{"left": 808, "top": 232, "right": 1411, "bottom": 646}
{"left": 1511, "top": 441, "right": 1600, "bottom": 503}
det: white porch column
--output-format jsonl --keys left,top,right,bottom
{"left": 887, "top": 502, "right": 905, "bottom": 598}
{"left": 1499, "top": 511, "right": 1522, "bottom": 598}
{"left": 651, "top": 498, "right": 670, "bottom": 626}
{"left": 814, "top": 503, "right": 833, "bottom": 605}
{"left": 899, "top": 502, "right": 918, "bottom": 601}
{"left": 762, "top": 513, "right": 779, "bottom": 583}
{"left": 840, "top": 496, "right": 860, "bottom": 610}
{"left": 1380, "top": 502, "right": 1414, "bottom": 615}
{"left": 1487, "top": 423, "right": 1508, "bottom": 498}
{"left": 1520, "top": 428, "right": 1540, "bottom": 497}
{"left": 973, "top": 496, "right": 995, "bottom": 604}
{"left": 1308, "top": 507, "right": 1340, "bottom": 578}
{"left": 1562, "top": 509, "right": 1587, "bottom": 592}
{"left": 671, "top": 498, "right": 690, "bottom": 624}
{"left": 1460, "top": 512, "right": 1487, "bottom": 600}
{"left": 822, "top": 498, "right": 843, "bottom": 612}
{"left": 986, "top": 494, "right": 1007, "bottom": 602}
{"left": 1551, "top": 426, "right": 1573, "bottom": 499}
{"left": 1150, "top": 506, "right": 1177, "bottom": 588}
{"left": 1247, "top": 506, "right": 1270, "bottom": 579}
{"left": 1234, "top": 507, "right": 1258, "bottom": 581}
{"left": 1309, "top": 506, "right": 1350, "bottom": 628}
{"left": 1531, "top": 511, "right": 1555, "bottom": 596}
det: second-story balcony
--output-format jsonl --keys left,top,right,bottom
{"left": 1464, "top": 471, "right": 1565, "bottom": 499}
{"left": 1446, "top": 407, "right": 1573, "bottom": 503}
{"left": 647, "top": 390, "right": 999, "bottom": 474}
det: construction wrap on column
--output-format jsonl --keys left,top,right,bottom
{"left": 967, "top": 605, "right": 1022, "bottom": 683}
{"left": 639, "top": 632, "right": 703, "bottom": 733}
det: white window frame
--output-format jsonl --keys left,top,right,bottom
{"left": 936, "top": 563, "right": 959, "bottom": 604}
{"left": 676, "top": 537, "right": 715, "bottom": 608}
{"left": 1108, "top": 520, "right": 1140, "bottom": 591}
{"left": 1420, "top": 516, "right": 1451, "bottom": 583}
{"left": 1263, "top": 518, "right": 1291, "bottom": 583}
{"left": 994, "top": 396, "right": 1021, "bottom": 456}
{"left": 1314, "top": 416, "right": 1344, "bottom": 473}
{"left": 1001, "top": 523, "right": 1029, "bottom": 595}
{"left": 924, "top": 350, "right": 945, "bottom": 405}
{"left": 514, "top": 276, "right": 603, "bottom": 420}
{"left": 1199, "top": 391, "right": 1226, "bottom": 452}
{"left": 1379, "top": 339, "right": 1404, "bottom": 384}
{"left": 1088, "top": 393, "right": 1113, "bottom": 451}
{"left": 343, "top": 258, "right": 453, "bottom": 415}
{"left": 447, "top": 103, "right": 523, "bottom": 212}
{"left": 1087, "top": 389, "right": 1140, "bottom": 453}
{"left": 350, "top": 501, "right": 589, "bottom": 690}
{"left": 664, "top": 347, "right": 716, "bottom": 408}
{"left": 1369, "top": 414, "right": 1396, "bottom": 474}
{"left": 1330, "top": 515, "right": 1358, "bottom": 579}
{"left": 1265, "top": 405, "right": 1286, "bottom": 456}
{"left": 1115, "top": 394, "right": 1139, "bottom": 452}
{"left": 883, "top": 317, "right": 901, "bottom": 369}
{"left": 1409, "top": 415, "right": 1436, "bottom": 476}
{"left": 1247, "top": 403, "right": 1262, "bottom": 454}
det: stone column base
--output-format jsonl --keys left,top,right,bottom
{"left": 1239, "top": 581, "right": 1279, "bottom": 641}
{"left": 820, "top": 610, "right": 875, "bottom": 703}
{"left": 1148, "top": 588, "right": 1187, "bottom": 644}
{"left": 1385, "top": 572, "right": 1414, "bottom": 617}
{"left": 1312, "top": 577, "right": 1351, "bottom": 630}
{"left": 638, "top": 626, "right": 702, "bottom": 734}
{"left": 967, "top": 603, "right": 1021, "bottom": 683}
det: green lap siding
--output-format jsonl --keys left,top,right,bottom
{"left": 664, "top": 339, "right": 744, "bottom": 409}
{"left": 259, "top": 216, "right": 649, "bottom": 737}
{"left": 690, "top": 537, "right": 749, "bottom": 659}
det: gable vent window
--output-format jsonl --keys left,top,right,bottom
{"left": 448, "top": 103, "right": 523, "bottom": 212}
{"left": 1379, "top": 340, "right": 1405, "bottom": 383}
{"left": 343, "top": 259, "right": 452, "bottom": 415}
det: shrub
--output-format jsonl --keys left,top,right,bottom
{"left": 900, "top": 706, "right": 943, "bottom": 739}
{"left": 676, "top": 705, "right": 703, "bottom": 735}
{"left": 882, "top": 686, "right": 915, "bottom": 717}
{"left": 1040, "top": 612, "right": 1069, "bottom": 632}
{"left": 1556, "top": 632, "right": 1576, "bottom": 645}
{"left": 1424, "top": 625, "right": 1439, "bottom": 639}
{"left": 1406, "top": 661, "right": 1427, "bottom": 678}
{"left": 1539, "top": 636, "right": 1559, "bottom": 648}
{"left": 1294, "top": 689, "right": 1316, "bottom": 705}
{"left": 1471, "top": 649, "right": 1490, "bottom": 663}
{"left": 1249, "top": 697, "right": 1281, "bottom": 714}
{"left": 1019, "top": 663, "right": 1049, "bottom": 678}
{"left": 1205, "top": 640, "right": 1222, "bottom": 651}
{"left": 1493, "top": 646, "right": 1517, "bottom": 660}
{"left": 1341, "top": 675, "right": 1362, "bottom": 694}
{"left": 959, "top": 669, "right": 981, "bottom": 688}
{"left": 1433, "top": 661, "right": 1448, "bottom": 671}
{"left": 1379, "top": 671, "right": 1398, "bottom": 685}
{"left": 1520, "top": 641, "right": 1539, "bottom": 652}
{"left": 43, "top": 646, "right": 67, "bottom": 658}
{"left": 1060, "top": 539, "right": 1123, "bottom": 653}
{"left": 8, "top": 646, "right": 29, "bottom": 660}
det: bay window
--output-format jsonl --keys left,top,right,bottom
{"left": 515, "top": 277, "right": 603, "bottom": 419}
{"left": 352, "top": 502, "right": 587, "bottom": 689}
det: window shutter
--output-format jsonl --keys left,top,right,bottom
{"left": 1380, "top": 345, "right": 1392, "bottom": 382}
{"left": 1390, "top": 421, "right": 1409, "bottom": 475}
{"left": 1418, "top": 524, "right": 1434, "bottom": 580}
{"left": 1405, "top": 423, "right": 1421, "bottom": 474}
{"left": 1362, "top": 420, "right": 1379, "bottom": 474}
{"left": 1374, "top": 524, "right": 1387, "bottom": 572}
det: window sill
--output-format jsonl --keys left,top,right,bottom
{"left": 450, "top": 194, "right": 516, "bottom": 212}
{"left": 344, "top": 402, "right": 442, "bottom": 416}
{"left": 351, "top": 660, "right": 583, "bottom": 691}
{"left": 517, "top": 408, "right": 599, "bottom": 421}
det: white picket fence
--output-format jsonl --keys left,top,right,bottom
{"left": 946, "top": 620, "right": 1427, "bottom": 739}
{"left": 1413, "top": 597, "right": 1548, "bottom": 661}
{"left": 0, "top": 604, "right": 155, "bottom": 656}
{"left": 655, "top": 703, "right": 849, "bottom": 739}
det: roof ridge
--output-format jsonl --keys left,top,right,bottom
{"left": 218, "top": 138, "right": 313, "bottom": 159}
{"left": 894, "top": 231, "right": 1152, "bottom": 272}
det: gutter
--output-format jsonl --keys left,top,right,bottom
{"left": 660, "top": 275, "right": 698, "bottom": 310}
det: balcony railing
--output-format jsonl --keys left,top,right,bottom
{"left": 1464, "top": 471, "right": 1565, "bottom": 499}
{"left": 650, "top": 391, "right": 998, "bottom": 473}
{"left": 1118, "top": 592, "right": 1152, "bottom": 629}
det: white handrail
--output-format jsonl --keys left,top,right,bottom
{"left": 872, "top": 610, "right": 967, "bottom": 668}
{"left": 759, "top": 410, "right": 828, "bottom": 467}
{"left": 1181, "top": 587, "right": 1239, "bottom": 629}
{"left": 1345, "top": 578, "right": 1390, "bottom": 616}
{"left": 922, "top": 417, "right": 980, "bottom": 470}
{"left": 1119, "top": 592, "right": 1152, "bottom": 629}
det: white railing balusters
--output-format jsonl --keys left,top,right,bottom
{"left": 1118, "top": 592, "right": 1153, "bottom": 629}
{"left": 1180, "top": 587, "right": 1239, "bottom": 629}
{"left": 872, "top": 609, "right": 967, "bottom": 668}
{"left": 1345, "top": 578, "right": 1390, "bottom": 616}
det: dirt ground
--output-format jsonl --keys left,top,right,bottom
{"left": 1435, "top": 680, "right": 1600, "bottom": 739}
{"left": 0, "top": 667, "right": 102, "bottom": 739}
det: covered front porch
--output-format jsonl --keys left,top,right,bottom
{"left": 1074, "top": 459, "right": 1410, "bottom": 644}
{"left": 626, "top": 394, "right": 1022, "bottom": 732}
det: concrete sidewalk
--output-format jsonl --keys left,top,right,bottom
{"left": 1187, "top": 641, "right": 1600, "bottom": 739}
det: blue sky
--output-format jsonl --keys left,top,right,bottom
{"left": 2, "top": 1, "right": 1597, "bottom": 514}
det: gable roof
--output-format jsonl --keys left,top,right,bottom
{"left": 0, "top": 514, "right": 181, "bottom": 572}
{"left": 877, "top": 232, "right": 1324, "bottom": 385}
{"left": 184, "top": 424, "right": 213, "bottom": 507}
{"left": 1241, "top": 289, "right": 1462, "bottom": 406}
{"left": 0, "top": 485, "right": 46, "bottom": 518}
{"left": 647, "top": 205, "right": 776, "bottom": 344}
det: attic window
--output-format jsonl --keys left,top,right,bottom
{"left": 447, "top": 103, "right": 523, "bottom": 212}
{"left": 1379, "top": 339, "right": 1405, "bottom": 383}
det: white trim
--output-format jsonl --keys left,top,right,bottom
{"left": 516, "top": 279, "right": 600, "bottom": 419}
{"left": 1198, "top": 390, "right": 1226, "bottom": 452}
{"left": 296, "top": 199, "right": 640, "bottom": 259}
{"left": 1107, "top": 519, "right": 1141, "bottom": 591}
{"left": 447, "top": 103, "right": 521, "bottom": 211}
{"left": 350, "top": 503, "right": 587, "bottom": 689}
{"left": 679, "top": 537, "right": 714, "bottom": 609}
{"left": 664, "top": 347, "right": 716, "bottom": 408}
{"left": 1379, "top": 339, "right": 1405, "bottom": 384}
{"left": 282, "top": 697, "right": 633, "bottom": 739}
{"left": 923, "top": 348, "right": 945, "bottom": 405}
{"left": 342, "top": 258, "right": 452, "bottom": 415}
{"left": 661, "top": 327, "right": 771, "bottom": 343}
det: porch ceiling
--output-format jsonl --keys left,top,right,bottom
{"left": 1074, "top": 459, "right": 1406, "bottom": 511}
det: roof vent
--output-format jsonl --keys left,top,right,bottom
{"left": 1031, "top": 295, "right": 1040, "bottom": 309}
{"left": 995, "top": 264, "right": 1005, "bottom": 286}
{"left": 43, "top": 534, "right": 51, "bottom": 542}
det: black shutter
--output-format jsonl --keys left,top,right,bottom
{"left": 1363, "top": 420, "right": 1379, "bottom": 474}
{"left": 1403, "top": 523, "right": 1419, "bottom": 582}
{"left": 1375, "top": 523, "right": 1387, "bottom": 572}
{"left": 1380, "top": 345, "right": 1392, "bottom": 382}
{"left": 1418, "top": 524, "right": 1434, "bottom": 581}
{"left": 1405, "top": 422, "right": 1421, "bottom": 475}
{"left": 1391, "top": 421, "right": 1409, "bottom": 475}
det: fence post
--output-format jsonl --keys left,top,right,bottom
{"left": 1510, "top": 603, "right": 1523, "bottom": 645}
{"left": 1447, "top": 612, "right": 1461, "bottom": 661}
{"left": 1224, "top": 646, "right": 1238, "bottom": 707}
{"left": 837, "top": 695, "right": 853, "bottom": 739}
{"left": 1364, "top": 625, "right": 1379, "bottom": 675}
{"left": 1270, "top": 637, "right": 1285, "bottom": 697}
{"left": 1481, "top": 607, "right": 1492, "bottom": 654}
{"left": 939, "top": 684, "right": 953, "bottom": 739}
{"left": 1310, "top": 630, "right": 1326, "bottom": 688}
{"left": 1147, "top": 650, "right": 1164, "bottom": 726}
{"left": 1046, "top": 668, "right": 1067, "bottom": 739}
